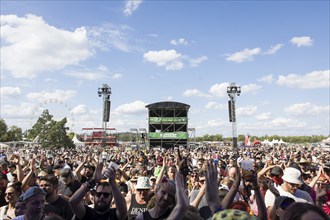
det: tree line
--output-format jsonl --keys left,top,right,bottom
{"left": 1, "top": 109, "right": 328, "bottom": 148}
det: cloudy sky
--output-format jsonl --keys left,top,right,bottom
{"left": 1, "top": 1, "right": 329, "bottom": 137}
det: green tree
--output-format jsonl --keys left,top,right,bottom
{"left": 25, "top": 110, "right": 74, "bottom": 148}
{"left": 7, "top": 126, "right": 22, "bottom": 141}
{"left": 0, "top": 119, "right": 9, "bottom": 141}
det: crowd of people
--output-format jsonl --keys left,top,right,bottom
{"left": 0, "top": 143, "right": 329, "bottom": 220}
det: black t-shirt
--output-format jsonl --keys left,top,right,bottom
{"left": 74, "top": 206, "right": 118, "bottom": 220}
{"left": 62, "top": 179, "right": 82, "bottom": 197}
{"left": 128, "top": 194, "right": 148, "bottom": 220}
{"left": 44, "top": 196, "right": 73, "bottom": 220}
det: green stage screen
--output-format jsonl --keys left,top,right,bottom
{"left": 149, "top": 117, "right": 187, "bottom": 123}
{"left": 148, "top": 132, "right": 188, "bottom": 139}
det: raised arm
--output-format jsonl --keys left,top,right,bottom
{"left": 250, "top": 173, "right": 267, "bottom": 220}
{"left": 155, "top": 156, "right": 167, "bottom": 186}
{"left": 103, "top": 166, "right": 127, "bottom": 220}
{"left": 190, "top": 183, "right": 205, "bottom": 208}
{"left": 221, "top": 166, "right": 241, "bottom": 209}
{"left": 69, "top": 162, "right": 103, "bottom": 219}
{"left": 205, "top": 161, "right": 222, "bottom": 213}
{"left": 74, "top": 155, "right": 89, "bottom": 182}
{"left": 166, "top": 173, "right": 189, "bottom": 220}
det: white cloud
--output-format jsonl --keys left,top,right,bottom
{"left": 183, "top": 89, "right": 210, "bottom": 98}
{"left": 143, "top": 49, "right": 184, "bottom": 70}
{"left": 285, "top": 103, "right": 330, "bottom": 116}
{"left": 205, "top": 102, "right": 226, "bottom": 110}
{"left": 113, "top": 100, "right": 148, "bottom": 115}
{"left": 71, "top": 104, "right": 88, "bottom": 115}
{"left": 123, "top": 0, "right": 143, "bottom": 16}
{"left": 241, "top": 84, "right": 262, "bottom": 94}
{"left": 0, "top": 87, "right": 21, "bottom": 97}
{"left": 2, "top": 102, "right": 38, "bottom": 118}
{"left": 256, "top": 112, "right": 272, "bottom": 121}
{"left": 45, "top": 78, "right": 58, "bottom": 83}
{"left": 112, "top": 73, "right": 123, "bottom": 80}
{"left": 257, "top": 75, "right": 274, "bottom": 84}
{"left": 270, "top": 117, "right": 306, "bottom": 128}
{"left": 88, "top": 23, "right": 141, "bottom": 53}
{"left": 226, "top": 48, "right": 261, "bottom": 63}
{"left": 277, "top": 70, "right": 330, "bottom": 89}
{"left": 264, "top": 44, "right": 283, "bottom": 55}
{"left": 26, "top": 90, "right": 76, "bottom": 102}
{"left": 237, "top": 105, "right": 257, "bottom": 116}
{"left": 189, "top": 56, "right": 208, "bottom": 67}
{"left": 65, "top": 69, "right": 109, "bottom": 81}
{"left": 1, "top": 14, "right": 92, "bottom": 79}
{"left": 170, "top": 38, "right": 188, "bottom": 46}
{"left": 209, "top": 82, "right": 230, "bottom": 97}
{"left": 290, "top": 36, "right": 313, "bottom": 47}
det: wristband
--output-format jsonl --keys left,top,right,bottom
{"left": 86, "top": 179, "right": 97, "bottom": 189}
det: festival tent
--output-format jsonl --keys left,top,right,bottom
{"left": 72, "top": 134, "right": 84, "bottom": 148}
{"left": 0, "top": 143, "right": 9, "bottom": 150}
{"left": 322, "top": 137, "right": 330, "bottom": 145}
{"left": 262, "top": 139, "right": 271, "bottom": 146}
{"left": 278, "top": 139, "right": 287, "bottom": 145}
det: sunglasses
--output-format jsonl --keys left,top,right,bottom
{"left": 137, "top": 189, "right": 149, "bottom": 192}
{"left": 95, "top": 192, "right": 111, "bottom": 198}
{"left": 5, "top": 192, "right": 14, "bottom": 196}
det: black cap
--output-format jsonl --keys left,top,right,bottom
{"left": 270, "top": 166, "right": 283, "bottom": 176}
{"left": 274, "top": 196, "right": 295, "bottom": 210}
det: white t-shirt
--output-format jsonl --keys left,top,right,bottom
{"left": 264, "top": 185, "right": 314, "bottom": 208}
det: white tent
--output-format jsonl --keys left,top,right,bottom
{"left": 72, "top": 134, "right": 84, "bottom": 148}
{"left": 278, "top": 139, "right": 286, "bottom": 145}
{"left": 0, "top": 143, "right": 9, "bottom": 150}
{"left": 322, "top": 137, "right": 330, "bottom": 145}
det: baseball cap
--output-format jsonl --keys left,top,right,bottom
{"left": 23, "top": 186, "right": 46, "bottom": 201}
{"left": 282, "top": 167, "right": 303, "bottom": 185}
{"left": 274, "top": 196, "right": 295, "bottom": 210}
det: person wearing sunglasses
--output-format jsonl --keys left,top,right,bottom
{"left": 264, "top": 167, "right": 314, "bottom": 215}
{"left": 0, "top": 182, "right": 22, "bottom": 219}
{"left": 69, "top": 162, "right": 127, "bottom": 220}
{"left": 126, "top": 176, "right": 152, "bottom": 220}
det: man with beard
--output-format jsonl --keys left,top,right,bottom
{"left": 135, "top": 177, "right": 176, "bottom": 220}
{"left": 69, "top": 162, "right": 127, "bottom": 220}
{"left": 12, "top": 186, "right": 46, "bottom": 220}
{"left": 39, "top": 175, "right": 73, "bottom": 219}
{"left": 80, "top": 163, "right": 95, "bottom": 183}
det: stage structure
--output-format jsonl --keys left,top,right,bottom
{"left": 145, "top": 101, "right": 190, "bottom": 149}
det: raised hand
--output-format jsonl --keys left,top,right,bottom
{"left": 92, "top": 162, "right": 104, "bottom": 183}
{"left": 205, "top": 161, "right": 221, "bottom": 212}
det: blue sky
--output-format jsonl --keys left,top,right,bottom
{"left": 1, "top": 1, "right": 329, "bottom": 137}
